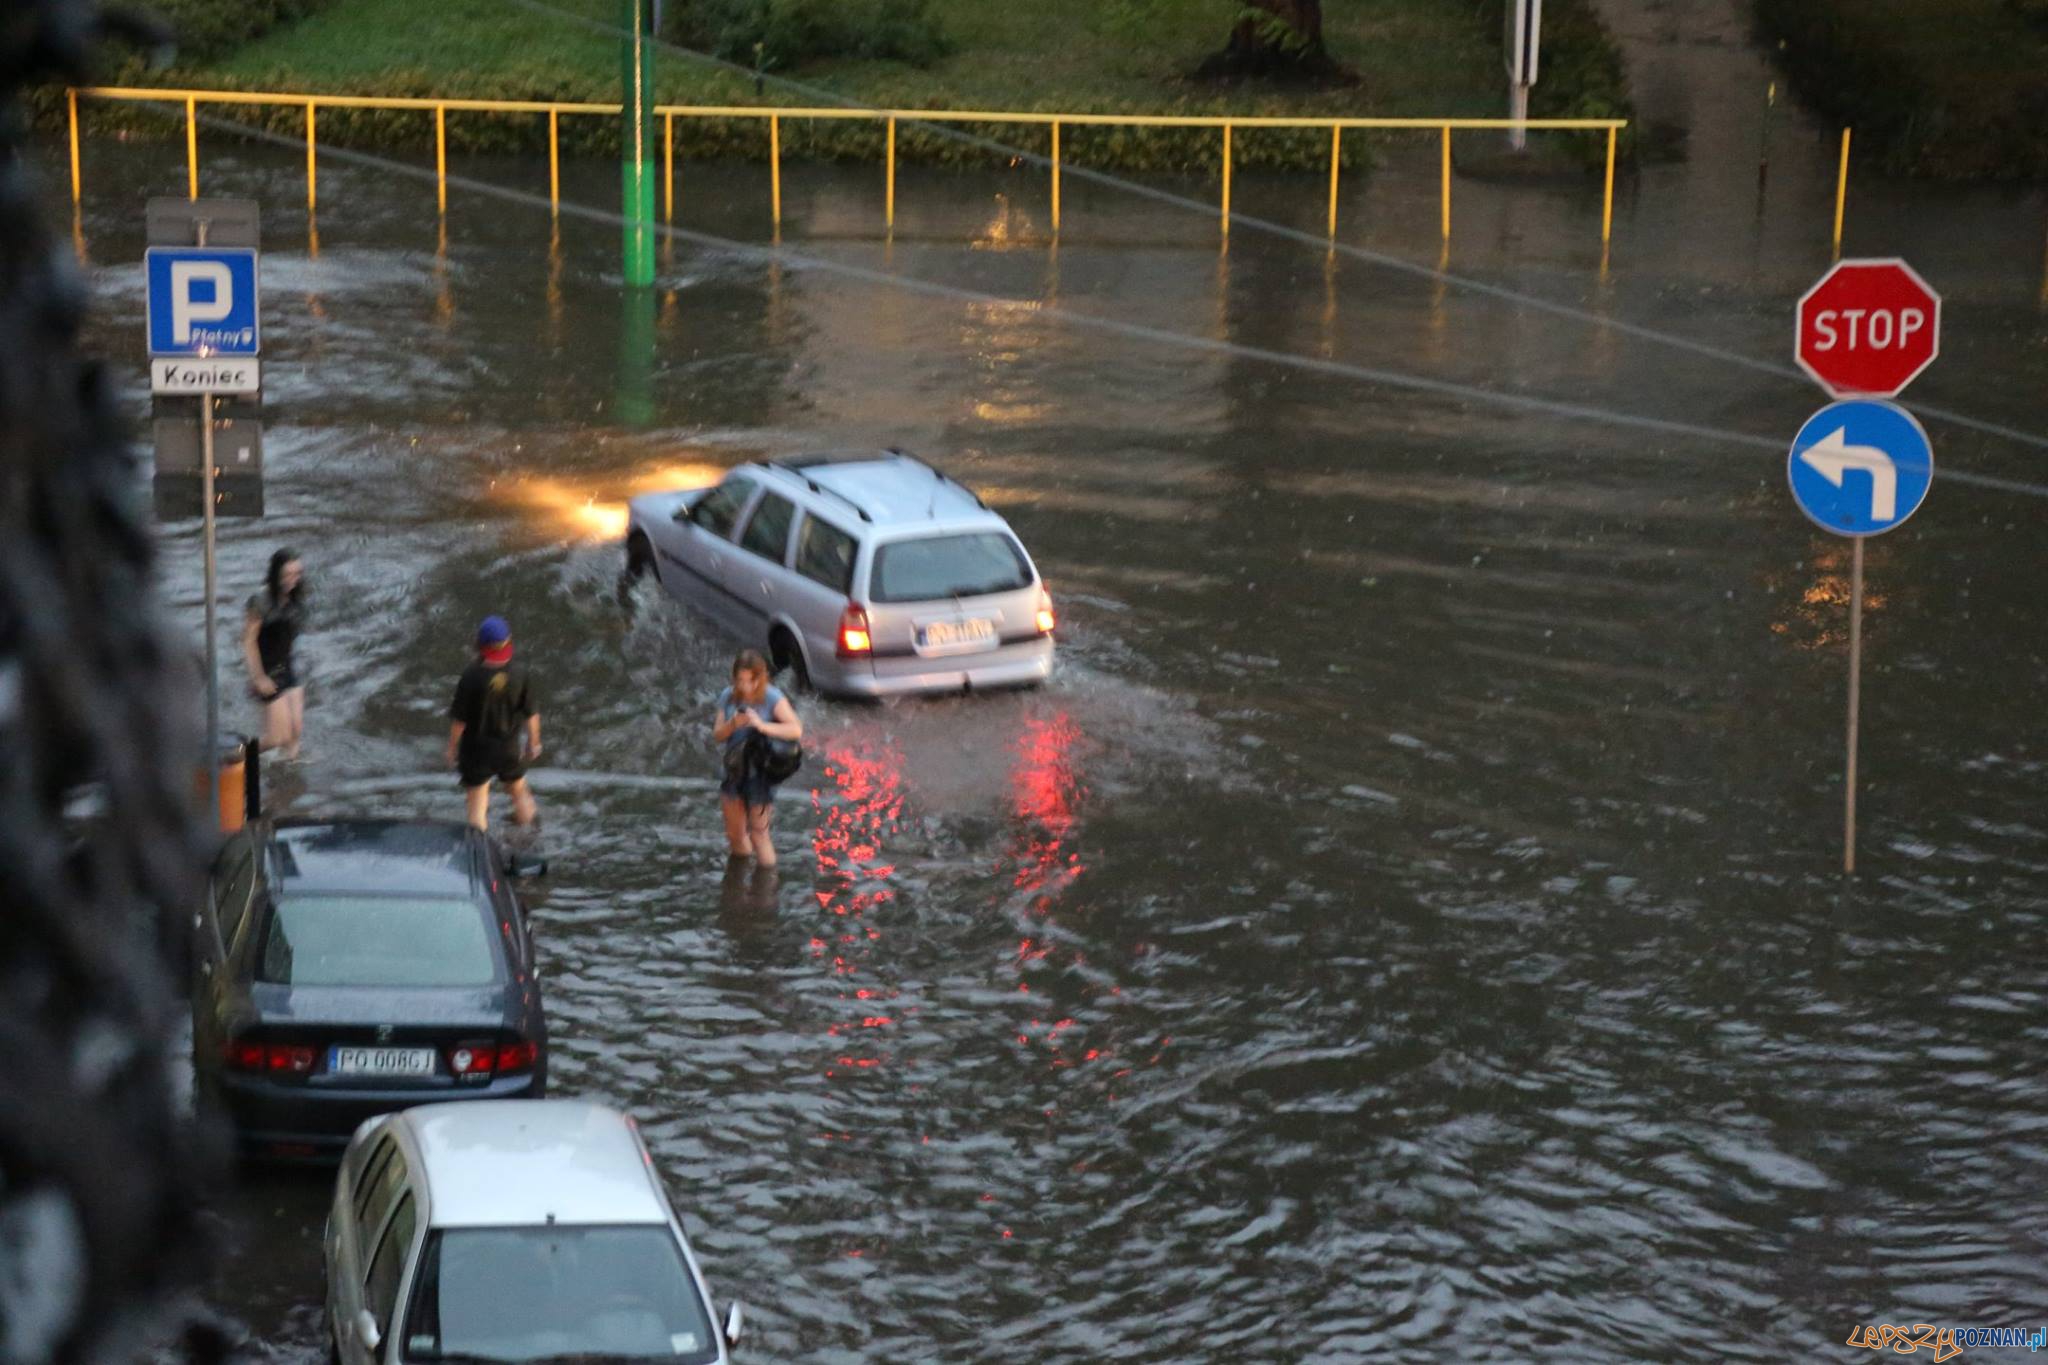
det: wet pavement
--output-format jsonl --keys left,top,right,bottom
{"left": 46, "top": 113, "right": 2048, "bottom": 1360}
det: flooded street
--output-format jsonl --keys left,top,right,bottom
{"left": 48, "top": 123, "right": 2048, "bottom": 1359}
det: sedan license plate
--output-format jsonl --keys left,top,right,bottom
{"left": 329, "top": 1046, "right": 436, "bottom": 1077}
{"left": 920, "top": 618, "right": 995, "bottom": 650}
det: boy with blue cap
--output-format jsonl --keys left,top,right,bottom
{"left": 445, "top": 614, "right": 541, "bottom": 831}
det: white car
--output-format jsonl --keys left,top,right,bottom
{"left": 625, "top": 449, "right": 1056, "bottom": 697}
{"left": 324, "top": 1100, "right": 743, "bottom": 1365}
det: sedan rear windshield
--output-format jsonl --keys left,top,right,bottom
{"left": 258, "top": 896, "right": 497, "bottom": 988}
{"left": 402, "top": 1225, "right": 718, "bottom": 1365}
{"left": 871, "top": 532, "right": 1033, "bottom": 604}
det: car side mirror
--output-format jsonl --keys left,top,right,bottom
{"left": 505, "top": 853, "right": 548, "bottom": 879}
{"left": 355, "top": 1310, "right": 382, "bottom": 1355}
{"left": 673, "top": 503, "right": 695, "bottom": 524}
{"left": 723, "top": 1301, "right": 745, "bottom": 1347}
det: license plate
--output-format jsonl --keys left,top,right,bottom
{"left": 329, "top": 1046, "right": 436, "bottom": 1077}
{"left": 920, "top": 618, "right": 995, "bottom": 649}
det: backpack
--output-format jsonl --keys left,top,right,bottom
{"left": 748, "top": 732, "right": 803, "bottom": 783}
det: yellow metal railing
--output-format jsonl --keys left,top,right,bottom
{"left": 1833, "top": 127, "right": 1852, "bottom": 259}
{"left": 69, "top": 85, "right": 1630, "bottom": 244}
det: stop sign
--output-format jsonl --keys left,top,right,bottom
{"left": 1795, "top": 258, "right": 1941, "bottom": 398}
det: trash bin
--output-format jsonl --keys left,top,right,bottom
{"left": 198, "top": 738, "right": 248, "bottom": 835}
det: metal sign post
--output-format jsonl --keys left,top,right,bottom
{"left": 145, "top": 196, "right": 261, "bottom": 829}
{"left": 1789, "top": 260, "right": 1942, "bottom": 874}
{"left": 1786, "top": 399, "right": 1935, "bottom": 873}
{"left": 1844, "top": 537, "right": 1863, "bottom": 871}
{"left": 197, "top": 221, "right": 217, "bottom": 824}
{"left": 1504, "top": 0, "right": 1542, "bottom": 151}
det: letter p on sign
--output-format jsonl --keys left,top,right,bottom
{"left": 144, "top": 246, "right": 260, "bottom": 356}
{"left": 170, "top": 260, "right": 233, "bottom": 345}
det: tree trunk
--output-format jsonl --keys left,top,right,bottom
{"left": 1232, "top": 0, "right": 1323, "bottom": 53}
{"left": 1196, "top": 0, "right": 1355, "bottom": 85}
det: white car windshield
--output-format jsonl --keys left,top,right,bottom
{"left": 402, "top": 1225, "right": 717, "bottom": 1364}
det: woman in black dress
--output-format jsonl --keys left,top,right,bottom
{"left": 241, "top": 547, "right": 308, "bottom": 758}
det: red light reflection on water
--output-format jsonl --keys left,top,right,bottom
{"left": 1003, "top": 707, "right": 1125, "bottom": 1102}
{"left": 811, "top": 738, "right": 909, "bottom": 1080}
{"left": 800, "top": 710, "right": 1170, "bottom": 1250}
{"left": 995, "top": 706, "right": 1177, "bottom": 1130}
{"left": 1004, "top": 711, "right": 1088, "bottom": 902}
{"left": 811, "top": 741, "right": 905, "bottom": 893}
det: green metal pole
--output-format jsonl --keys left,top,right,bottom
{"left": 616, "top": 280, "right": 657, "bottom": 428}
{"left": 620, "top": 0, "right": 656, "bottom": 286}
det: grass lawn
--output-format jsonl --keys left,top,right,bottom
{"left": 98, "top": 0, "right": 1625, "bottom": 170}
{"left": 198, "top": 0, "right": 1502, "bottom": 114}
{"left": 198, "top": 0, "right": 629, "bottom": 92}
{"left": 1759, "top": 0, "right": 2048, "bottom": 178}
{"left": 804, "top": 0, "right": 1503, "bottom": 115}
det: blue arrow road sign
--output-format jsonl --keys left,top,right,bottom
{"left": 1787, "top": 399, "right": 1933, "bottom": 537}
{"left": 145, "top": 247, "right": 259, "bottom": 356}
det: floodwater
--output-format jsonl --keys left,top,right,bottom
{"left": 47, "top": 115, "right": 2048, "bottom": 1361}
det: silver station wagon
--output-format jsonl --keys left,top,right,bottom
{"left": 324, "top": 1099, "right": 743, "bottom": 1365}
{"left": 625, "top": 450, "right": 1056, "bottom": 697}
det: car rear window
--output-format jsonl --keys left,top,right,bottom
{"left": 871, "top": 532, "right": 1032, "bottom": 604}
{"left": 402, "top": 1225, "right": 718, "bottom": 1365}
{"left": 258, "top": 896, "right": 497, "bottom": 987}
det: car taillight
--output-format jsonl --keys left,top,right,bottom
{"left": 494, "top": 1040, "right": 538, "bottom": 1074}
{"left": 447, "top": 1038, "right": 537, "bottom": 1079}
{"left": 228, "top": 1040, "right": 314, "bottom": 1074}
{"left": 1035, "top": 588, "right": 1056, "bottom": 636}
{"left": 448, "top": 1044, "right": 494, "bottom": 1077}
{"left": 837, "top": 604, "right": 872, "bottom": 658}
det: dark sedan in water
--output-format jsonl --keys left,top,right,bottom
{"left": 191, "top": 819, "right": 548, "bottom": 1160}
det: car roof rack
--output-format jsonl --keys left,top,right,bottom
{"left": 884, "top": 446, "right": 990, "bottom": 512}
{"left": 761, "top": 460, "right": 874, "bottom": 523}
{"left": 782, "top": 451, "right": 882, "bottom": 469}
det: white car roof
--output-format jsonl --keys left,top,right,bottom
{"left": 401, "top": 1100, "right": 671, "bottom": 1229}
{"left": 757, "top": 453, "right": 1003, "bottom": 531}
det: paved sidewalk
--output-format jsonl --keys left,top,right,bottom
{"left": 1587, "top": 0, "right": 1847, "bottom": 283}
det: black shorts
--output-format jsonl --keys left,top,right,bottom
{"left": 259, "top": 657, "right": 299, "bottom": 697}
{"left": 719, "top": 769, "right": 779, "bottom": 808}
{"left": 459, "top": 741, "right": 526, "bottom": 789}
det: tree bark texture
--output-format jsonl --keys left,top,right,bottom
{"left": 1197, "top": 0, "right": 1355, "bottom": 84}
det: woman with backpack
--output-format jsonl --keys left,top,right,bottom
{"left": 711, "top": 648, "right": 803, "bottom": 866}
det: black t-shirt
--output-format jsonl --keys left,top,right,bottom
{"left": 449, "top": 660, "right": 536, "bottom": 751}
{"left": 246, "top": 591, "right": 308, "bottom": 672}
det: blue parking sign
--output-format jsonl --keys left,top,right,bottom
{"left": 145, "top": 247, "right": 260, "bottom": 356}
{"left": 1787, "top": 399, "right": 1933, "bottom": 537}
